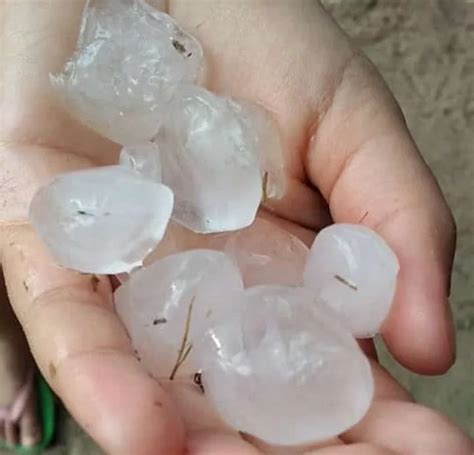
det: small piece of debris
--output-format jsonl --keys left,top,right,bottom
{"left": 334, "top": 274, "right": 358, "bottom": 291}
{"left": 169, "top": 298, "right": 194, "bottom": 380}
{"left": 261, "top": 171, "right": 269, "bottom": 204}
{"left": 194, "top": 372, "right": 205, "bottom": 394}
{"left": 153, "top": 317, "right": 167, "bottom": 325}
{"left": 172, "top": 39, "right": 187, "bottom": 55}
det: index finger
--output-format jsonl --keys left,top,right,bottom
{"left": 0, "top": 224, "right": 184, "bottom": 455}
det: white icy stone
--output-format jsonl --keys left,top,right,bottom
{"left": 119, "top": 143, "right": 162, "bottom": 182}
{"left": 304, "top": 224, "right": 399, "bottom": 338}
{"left": 153, "top": 85, "right": 263, "bottom": 233}
{"left": 29, "top": 166, "right": 173, "bottom": 274}
{"left": 114, "top": 249, "right": 244, "bottom": 380}
{"left": 51, "top": 0, "right": 203, "bottom": 145}
{"left": 196, "top": 285, "right": 374, "bottom": 446}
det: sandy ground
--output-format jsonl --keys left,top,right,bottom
{"left": 2, "top": 1, "right": 473, "bottom": 453}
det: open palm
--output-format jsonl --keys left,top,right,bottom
{"left": 1, "top": 1, "right": 471, "bottom": 454}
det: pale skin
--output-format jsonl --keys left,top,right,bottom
{"left": 0, "top": 0, "right": 473, "bottom": 454}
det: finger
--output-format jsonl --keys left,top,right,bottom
{"left": 19, "top": 394, "right": 42, "bottom": 448}
{"left": 305, "top": 443, "right": 398, "bottom": 455}
{"left": 369, "top": 360, "right": 412, "bottom": 403}
{"left": 0, "top": 225, "right": 185, "bottom": 455}
{"left": 306, "top": 53, "right": 456, "bottom": 374}
{"left": 342, "top": 401, "right": 473, "bottom": 455}
{"left": 240, "top": 432, "right": 341, "bottom": 454}
{"left": 4, "top": 420, "right": 18, "bottom": 447}
{"left": 186, "top": 431, "right": 262, "bottom": 455}
{"left": 1, "top": 0, "right": 118, "bottom": 165}
{"left": 341, "top": 363, "right": 472, "bottom": 454}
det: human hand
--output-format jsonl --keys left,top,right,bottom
{"left": 0, "top": 1, "right": 464, "bottom": 453}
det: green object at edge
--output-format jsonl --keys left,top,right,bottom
{"left": 0, "top": 375, "right": 56, "bottom": 455}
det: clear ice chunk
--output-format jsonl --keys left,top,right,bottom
{"left": 153, "top": 86, "right": 263, "bottom": 233}
{"left": 51, "top": 0, "right": 203, "bottom": 145}
{"left": 119, "top": 143, "right": 162, "bottom": 182}
{"left": 195, "top": 285, "right": 374, "bottom": 445}
{"left": 303, "top": 224, "right": 400, "bottom": 338}
{"left": 114, "top": 249, "right": 244, "bottom": 380}
{"left": 29, "top": 166, "right": 174, "bottom": 274}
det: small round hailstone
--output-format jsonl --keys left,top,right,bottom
{"left": 29, "top": 166, "right": 173, "bottom": 274}
{"left": 153, "top": 85, "right": 262, "bottom": 233}
{"left": 303, "top": 224, "right": 399, "bottom": 338}
{"left": 119, "top": 143, "right": 162, "bottom": 182}
{"left": 195, "top": 285, "right": 374, "bottom": 446}
{"left": 50, "top": 0, "right": 203, "bottom": 145}
{"left": 114, "top": 249, "right": 244, "bottom": 380}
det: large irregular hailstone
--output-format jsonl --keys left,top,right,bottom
{"left": 50, "top": 0, "right": 203, "bottom": 145}
{"left": 29, "top": 166, "right": 173, "bottom": 274}
{"left": 153, "top": 85, "right": 264, "bottom": 233}
{"left": 304, "top": 224, "right": 399, "bottom": 338}
{"left": 195, "top": 286, "right": 374, "bottom": 445}
{"left": 119, "top": 143, "right": 162, "bottom": 182}
{"left": 115, "top": 250, "right": 244, "bottom": 380}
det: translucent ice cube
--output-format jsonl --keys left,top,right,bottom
{"left": 303, "top": 224, "right": 400, "bottom": 338}
{"left": 153, "top": 86, "right": 262, "bottom": 233}
{"left": 195, "top": 285, "right": 374, "bottom": 445}
{"left": 29, "top": 166, "right": 173, "bottom": 274}
{"left": 51, "top": 0, "right": 203, "bottom": 145}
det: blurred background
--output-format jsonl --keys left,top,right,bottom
{"left": 2, "top": 0, "right": 472, "bottom": 453}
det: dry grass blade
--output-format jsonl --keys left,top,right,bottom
{"left": 334, "top": 274, "right": 358, "bottom": 291}
{"left": 169, "top": 297, "right": 195, "bottom": 380}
